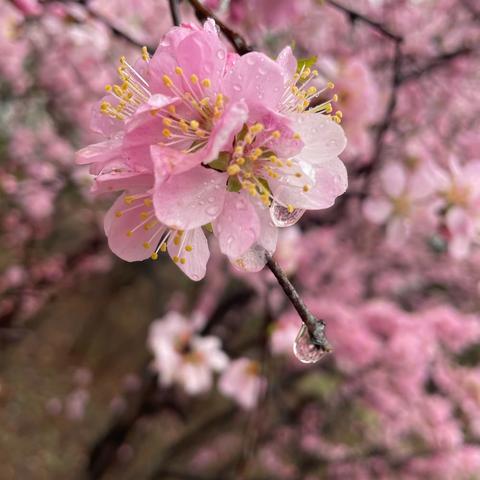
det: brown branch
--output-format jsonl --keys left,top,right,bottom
{"left": 324, "top": 0, "right": 402, "bottom": 42}
{"left": 168, "top": 0, "right": 181, "bottom": 27}
{"left": 264, "top": 252, "right": 331, "bottom": 354}
{"left": 186, "top": 0, "right": 253, "bottom": 55}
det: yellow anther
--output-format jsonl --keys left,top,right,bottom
{"left": 151, "top": 252, "right": 158, "bottom": 260}
{"left": 293, "top": 133, "right": 301, "bottom": 140}
{"left": 180, "top": 258, "right": 186, "bottom": 265}
{"left": 124, "top": 195, "right": 135, "bottom": 204}
{"left": 235, "top": 146, "right": 244, "bottom": 155}
{"left": 185, "top": 245, "right": 193, "bottom": 252}
{"left": 150, "top": 109, "right": 159, "bottom": 117}
{"left": 336, "top": 110, "right": 343, "bottom": 118}
{"left": 179, "top": 120, "right": 189, "bottom": 133}
{"left": 200, "top": 97, "right": 210, "bottom": 106}
{"left": 115, "top": 210, "right": 123, "bottom": 218}
{"left": 286, "top": 160, "right": 293, "bottom": 167}
{"left": 327, "top": 81, "right": 335, "bottom": 89}
{"left": 287, "top": 204, "right": 294, "bottom": 213}
{"left": 250, "top": 123, "right": 265, "bottom": 134}
{"left": 295, "top": 172, "right": 302, "bottom": 178}
{"left": 272, "top": 130, "right": 281, "bottom": 139}
{"left": 301, "top": 68, "right": 311, "bottom": 79}
{"left": 332, "top": 94, "right": 339, "bottom": 102}
{"left": 174, "top": 236, "right": 181, "bottom": 246}
{"left": 227, "top": 164, "right": 241, "bottom": 176}
{"left": 196, "top": 129, "right": 207, "bottom": 138}
{"left": 269, "top": 155, "right": 278, "bottom": 163}
{"left": 215, "top": 94, "right": 224, "bottom": 108}
{"left": 236, "top": 157, "right": 245, "bottom": 165}
{"left": 160, "top": 243, "right": 167, "bottom": 252}
{"left": 162, "top": 75, "right": 173, "bottom": 87}
{"left": 142, "top": 46, "right": 150, "bottom": 62}
{"left": 325, "top": 104, "right": 333, "bottom": 114}
{"left": 244, "top": 134, "right": 253, "bottom": 144}
{"left": 105, "top": 84, "right": 112, "bottom": 92}
{"left": 190, "top": 74, "right": 199, "bottom": 84}
{"left": 175, "top": 66, "right": 184, "bottom": 75}
{"left": 173, "top": 256, "right": 179, "bottom": 263}
{"left": 291, "top": 86, "right": 299, "bottom": 94}
{"left": 126, "top": 230, "right": 133, "bottom": 237}
{"left": 162, "top": 128, "right": 172, "bottom": 138}
{"left": 307, "top": 86, "right": 317, "bottom": 96}
{"left": 201, "top": 78, "right": 211, "bottom": 88}
{"left": 167, "top": 105, "right": 176, "bottom": 114}
{"left": 143, "top": 242, "right": 151, "bottom": 249}
{"left": 144, "top": 198, "right": 152, "bottom": 207}
{"left": 312, "top": 69, "right": 319, "bottom": 76}
{"left": 303, "top": 185, "right": 310, "bottom": 192}
{"left": 163, "top": 118, "right": 172, "bottom": 127}
{"left": 190, "top": 120, "right": 199, "bottom": 130}
{"left": 100, "top": 101, "right": 110, "bottom": 112}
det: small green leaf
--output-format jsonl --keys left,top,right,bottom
{"left": 297, "top": 55, "right": 317, "bottom": 73}
{"left": 227, "top": 176, "right": 242, "bottom": 192}
{"left": 208, "top": 151, "right": 230, "bottom": 172}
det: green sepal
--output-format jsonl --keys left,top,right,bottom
{"left": 297, "top": 55, "right": 317, "bottom": 72}
{"left": 208, "top": 151, "right": 230, "bottom": 172}
{"left": 227, "top": 176, "right": 242, "bottom": 192}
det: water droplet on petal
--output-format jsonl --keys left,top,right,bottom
{"left": 206, "top": 205, "right": 220, "bottom": 217}
{"left": 208, "top": 196, "right": 215, "bottom": 203}
{"left": 235, "top": 199, "right": 246, "bottom": 210}
{"left": 232, "top": 84, "right": 242, "bottom": 92}
{"left": 293, "top": 324, "right": 327, "bottom": 364}
{"left": 231, "top": 244, "right": 266, "bottom": 272}
{"left": 216, "top": 49, "right": 225, "bottom": 60}
{"left": 246, "top": 56, "right": 255, "bottom": 66}
{"left": 270, "top": 201, "right": 305, "bottom": 227}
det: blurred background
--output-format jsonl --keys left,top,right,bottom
{"left": 1, "top": 0, "right": 480, "bottom": 479}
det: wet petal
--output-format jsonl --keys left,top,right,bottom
{"left": 153, "top": 166, "right": 227, "bottom": 230}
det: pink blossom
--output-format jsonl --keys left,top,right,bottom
{"left": 148, "top": 312, "right": 228, "bottom": 395}
{"left": 218, "top": 357, "right": 266, "bottom": 410}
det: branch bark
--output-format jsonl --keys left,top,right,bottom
{"left": 264, "top": 252, "right": 332, "bottom": 354}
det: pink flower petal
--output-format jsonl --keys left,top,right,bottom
{"left": 292, "top": 113, "right": 347, "bottom": 165}
{"left": 223, "top": 52, "right": 285, "bottom": 108}
{"left": 273, "top": 157, "right": 348, "bottom": 210}
{"left": 153, "top": 166, "right": 227, "bottom": 230}
{"left": 167, "top": 227, "right": 210, "bottom": 281}
{"left": 105, "top": 194, "right": 162, "bottom": 262}
{"left": 213, "top": 192, "right": 260, "bottom": 258}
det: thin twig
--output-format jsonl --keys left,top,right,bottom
{"left": 264, "top": 252, "right": 331, "bottom": 354}
{"left": 168, "top": 0, "right": 181, "bottom": 27}
{"left": 186, "top": 0, "right": 253, "bottom": 55}
{"left": 324, "top": 0, "right": 402, "bottom": 42}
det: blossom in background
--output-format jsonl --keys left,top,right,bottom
{"left": 363, "top": 161, "right": 438, "bottom": 244}
{"left": 218, "top": 357, "right": 266, "bottom": 410}
{"left": 148, "top": 311, "right": 228, "bottom": 395}
{"left": 77, "top": 19, "right": 347, "bottom": 280}
{"left": 433, "top": 158, "right": 480, "bottom": 259}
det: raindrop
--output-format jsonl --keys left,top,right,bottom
{"left": 207, "top": 196, "right": 215, "bottom": 203}
{"left": 270, "top": 201, "right": 305, "bottom": 227}
{"left": 233, "top": 84, "right": 242, "bottom": 92}
{"left": 206, "top": 205, "right": 220, "bottom": 217}
{"left": 216, "top": 49, "right": 225, "bottom": 60}
{"left": 226, "top": 235, "right": 234, "bottom": 245}
{"left": 258, "top": 67, "right": 267, "bottom": 75}
{"left": 246, "top": 56, "right": 255, "bottom": 66}
{"left": 231, "top": 244, "right": 266, "bottom": 273}
{"left": 293, "top": 324, "right": 327, "bottom": 364}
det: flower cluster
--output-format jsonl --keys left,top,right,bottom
{"left": 77, "top": 19, "right": 347, "bottom": 280}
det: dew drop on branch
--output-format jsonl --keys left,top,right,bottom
{"left": 293, "top": 324, "right": 327, "bottom": 364}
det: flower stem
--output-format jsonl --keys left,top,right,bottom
{"left": 264, "top": 251, "right": 332, "bottom": 354}
{"left": 168, "top": 0, "right": 181, "bottom": 26}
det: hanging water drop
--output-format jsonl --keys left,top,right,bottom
{"left": 293, "top": 324, "right": 327, "bottom": 364}
{"left": 270, "top": 201, "right": 305, "bottom": 227}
